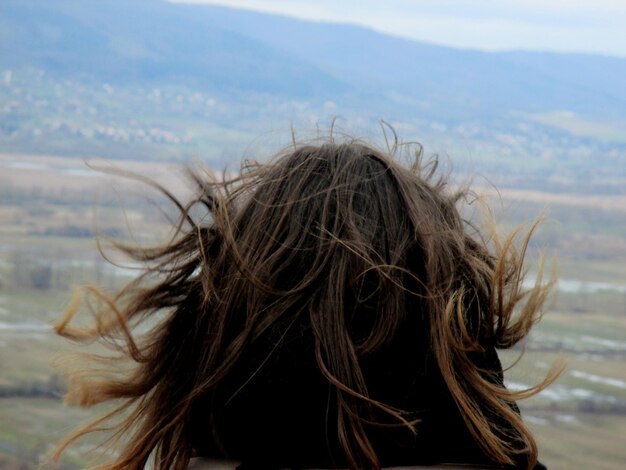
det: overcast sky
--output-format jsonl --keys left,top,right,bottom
{"left": 168, "top": 0, "right": 626, "bottom": 57}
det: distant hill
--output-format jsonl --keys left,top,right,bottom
{"left": 0, "top": 0, "right": 347, "bottom": 97}
{"left": 187, "top": 4, "right": 626, "bottom": 121}
{"left": 2, "top": 0, "right": 626, "bottom": 121}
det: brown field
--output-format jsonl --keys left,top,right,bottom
{"left": 475, "top": 186, "right": 626, "bottom": 214}
{"left": 0, "top": 152, "right": 187, "bottom": 192}
{"left": 3, "top": 153, "right": 626, "bottom": 212}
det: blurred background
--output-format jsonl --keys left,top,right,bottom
{"left": 1, "top": 1, "right": 625, "bottom": 468}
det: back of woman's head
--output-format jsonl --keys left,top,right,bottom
{"left": 54, "top": 137, "right": 559, "bottom": 470}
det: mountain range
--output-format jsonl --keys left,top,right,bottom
{"left": 2, "top": 0, "right": 626, "bottom": 123}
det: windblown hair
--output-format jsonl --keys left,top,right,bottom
{"left": 54, "top": 138, "right": 559, "bottom": 470}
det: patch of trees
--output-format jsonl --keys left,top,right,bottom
{"left": 0, "top": 185, "right": 97, "bottom": 208}
{"left": 32, "top": 225, "right": 124, "bottom": 238}
{"left": 0, "top": 374, "right": 65, "bottom": 399}
{"left": 4, "top": 249, "right": 112, "bottom": 291}
{"left": 576, "top": 398, "right": 626, "bottom": 414}
{"left": 6, "top": 252, "right": 63, "bottom": 291}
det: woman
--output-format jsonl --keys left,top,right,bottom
{"left": 54, "top": 138, "right": 559, "bottom": 469}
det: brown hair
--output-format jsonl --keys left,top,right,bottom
{"left": 54, "top": 137, "right": 560, "bottom": 469}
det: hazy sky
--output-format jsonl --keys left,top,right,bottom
{"left": 168, "top": 0, "right": 626, "bottom": 57}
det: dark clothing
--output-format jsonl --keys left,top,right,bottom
{"left": 190, "top": 311, "right": 544, "bottom": 469}
{"left": 189, "top": 460, "right": 531, "bottom": 470}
